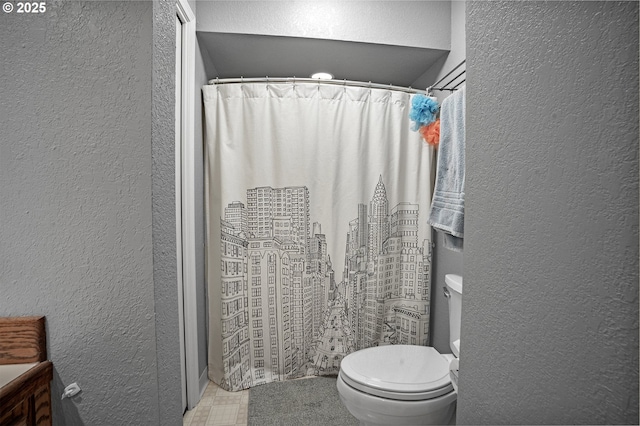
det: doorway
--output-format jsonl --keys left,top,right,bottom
{"left": 175, "top": 0, "right": 200, "bottom": 412}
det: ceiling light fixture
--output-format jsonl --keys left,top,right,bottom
{"left": 311, "top": 72, "right": 334, "bottom": 80}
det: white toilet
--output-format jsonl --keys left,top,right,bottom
{"left": 337, "top": 274, "right": 463, "bottom": 425}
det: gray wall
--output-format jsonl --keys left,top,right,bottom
{"left": 0, "top": 1, "right": 181, "bottom": 424}
{"left": 460, "top": 2, "right": 639, "bottom": 424}
{"left": 430, "top": 232, "right": 464, "bottom": 353}
{"left": 196, "top": 1, "right": 450, "bottom": 51}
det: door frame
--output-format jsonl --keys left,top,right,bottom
{"left": 175, "top": 0, "right": 200, "bottom": 411}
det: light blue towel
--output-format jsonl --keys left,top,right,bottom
{"left": 428, "top": 87, "right": 465, "bottom": 252}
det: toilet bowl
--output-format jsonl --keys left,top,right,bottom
{"left": 337, "top": 274, "right": 463, "bottom": 425}
{"left": 337, "top": 345, "right": 457, "bottom": 425}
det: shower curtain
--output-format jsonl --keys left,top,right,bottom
{"left": 203, "top": 82, "right": 434, "bottom": 392}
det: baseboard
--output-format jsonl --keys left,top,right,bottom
{"left": 199, "top": 366, "right": 209, "bottom": 398}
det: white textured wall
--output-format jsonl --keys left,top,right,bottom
{"left": 461, "top": 2, "right": 639, "bottom": 424}
{"left": 0, "top": 1, "right": 182, "bottom": 424}
{"left": 196, "top": 0, "right": 450, "bottom": 51}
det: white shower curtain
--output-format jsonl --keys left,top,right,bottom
{"left": 203, "top": 82, "right": 434, "bottom": 391}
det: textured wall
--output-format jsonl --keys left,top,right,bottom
{"left": 196, "top": 0, "right": 450, "bottom": 51}
{"left": 461, "top": 2, "right": 639, "bottom": 424}
{"left": 0, "top": 2, "right": 161, "bottom": 424}
{"left": 152, "top": 0, "right": 183, "bottom": 424}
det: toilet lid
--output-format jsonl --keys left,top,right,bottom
{"left": 339, "top": 345, "right": 453, "bottom": 401}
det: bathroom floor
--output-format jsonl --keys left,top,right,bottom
{"left": 183, "top": 381, "right": 249, "bottom": 426}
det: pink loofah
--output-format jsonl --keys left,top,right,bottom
{"left": 419, "top": 119, "right": 440, "bottom": 147}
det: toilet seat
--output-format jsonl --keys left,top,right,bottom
{"left": 339, "top": 345, "right": 454, "bottom": 401}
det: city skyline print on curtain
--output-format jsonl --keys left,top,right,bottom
{"left": 204, "top": 82, "right": 435, "bottom": 391}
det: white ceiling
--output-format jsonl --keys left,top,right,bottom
{"left": 197, "top": 32, "right": 449, "bottom": 88}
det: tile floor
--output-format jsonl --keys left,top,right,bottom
{"left": 183, "top": 381, "right": 249, "bottom": 426}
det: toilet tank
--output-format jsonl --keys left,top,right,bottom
{"left": 444, "top": 274, "right": 463, "bottom": 357}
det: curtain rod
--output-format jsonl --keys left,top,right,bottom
{"left": 208, "top": 76, "right": 429, "bottom": 95}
